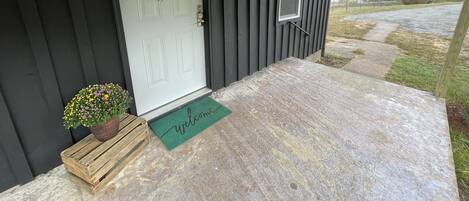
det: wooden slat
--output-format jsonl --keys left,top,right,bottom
{"left": 80, "top": 117, "right": 144, "bottom": 165}
{"left": 119, "top": 113, "right": 130, "bottom": 121}
{"left": 62, "top": 114, "right": 132, "bottom": 158}
{"left": 87, "top": 122, "right": 147, "bottom": 174}
{"left": 90, "top": 127, "right": 148, "bottom": 183}
{"left": 91, "top": 136, "right": 149, "bottom": 193}
{"left": 61, "top": 134, "right": 95, "bottom": 157}
{"left": 118, "top": 114, "right": 137, "bottom": 129}
{"left": 71, "top": 140, "right": 102, "bottom": 160}
{"left": 62, "top": 157, "right": 92, "bottom": 182}
{"left": 61, "top": 114, "right": 150, "bottom": 192}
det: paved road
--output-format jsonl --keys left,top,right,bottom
{"left": 346, "top": 3, "right": 463, "bottom": 38}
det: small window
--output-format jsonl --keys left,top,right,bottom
{"left": 278, "top": 0, "right": 302, "bottom": 21}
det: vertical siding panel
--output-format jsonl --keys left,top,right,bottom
{"left": 223, "top": 0, "right": 238, "bottom": 85}
{"left": 0, "top": 91, "right": 33, "bottom": 187}
{"left": 275, "top": 26, "right": 283, "bottom": 62}
{"left": 17, "top": 0, "right": 73, "bottom": 175}
{"left": 281, "top": 25, "right": 289, "bottom": 59}
{"left": 321, "top": 0, "right": 331, "bottom": 54}
{"left": 209, "top": 0, "right": 225, "bottom": 89}
{"left": 267, "top": 0, "right": 276, "bottom": 65}
{"left": 299, "top": 0, "right": 309, "bottom": 58}
{"left": 315, "top": 0, "right": 323, "bottom": 52}
{"left": 313, "top": 0, "right": 319, "bottom": 53}
{"left": 258, "top": 0, "right": 268, "bottom": 69}
{"left": 249, "top": 0, "right": 259, "bottom": 74}
{"left": 304, "top": 0, "right": 311, "bottom": 56}
{"left": 237, "top": 0, "right": 249, "bottom": 78}
{"left": 288, "top": 23, "right": 295, "bottom": 56}
{"left": 82, "top": 0, "right": 126, "bottom": 85}
{"left": 68, "top": 0, "right": 99, "bottom": 84}
{"left": 274, "top": 0, "right": 282, "bottom": 62}
{"left": 308, "top": 0, "right": 317, "bottom": 55}
{"left": 318, "top": 0, "right": 325, "bottom": 52}
{"left": 305, "top": 0, "right": 315, "bottom": 56}
{"left": 293, "top": 21, "right": 300, "bottom": 58}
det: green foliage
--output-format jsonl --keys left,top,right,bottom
{"left": 386, "top": 56, "right": 439, "bottom": 91}
{"left": 352, "top": 48, "right": 365, "bottom": 55}
{"left": 63, "top": 83, "right": 132, "bottom": 128}
{"left": 327, "top": 16, "right": 373, "bottom": 39}
{"left": 385, "top": 30, "right": 469, "bottom": 108}
{"left": 451, "top": 130, "right": 469, "bottom": 184}
{"left": 318, "top": 53, "right": 353, "bottom": 68}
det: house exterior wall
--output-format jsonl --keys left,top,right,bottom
{"left": 207, "top": 0, "right": 330, "bottom": 90}
{"left": 0, "top": 0, "right": 330, "bottom": 192}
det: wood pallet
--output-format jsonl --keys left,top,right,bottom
{"left": 61, "top": 113, "right": 149, "bottom": 193}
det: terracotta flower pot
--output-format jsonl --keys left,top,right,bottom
{"left": 90, "top": 117, "right": 119, "bottom": 142}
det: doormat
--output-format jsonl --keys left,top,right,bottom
{"left": 149, "top": 96, "right": 231, "bottom": 150}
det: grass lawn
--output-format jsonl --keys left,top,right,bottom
{"left": 318, "top": 53, "right": 352, "bottom": 68}
{"left": 385, "top": 29, "right": 469, "bottom": 200}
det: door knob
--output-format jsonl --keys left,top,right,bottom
{"left": 197, "top": 5, "right": 205, "bottom": 27}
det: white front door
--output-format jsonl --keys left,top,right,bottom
{"left": 120, "top": 0, "right": 206, "bottom": 115}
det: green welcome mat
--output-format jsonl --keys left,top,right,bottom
{"left": 149, "top": 96, "right": 231, "bottom": 150}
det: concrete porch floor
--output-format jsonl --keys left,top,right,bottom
{"left": 0, "top": 58, "right": 458, "bottom": 201}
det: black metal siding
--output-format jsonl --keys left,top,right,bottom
{"left": 206, "top": 0, "right": 330, "bottom": 90}
{"left": 0, "top": 0, "right": 126, "bottom": 191}
{"left": 0, "top": 0, "right": 330, "bottom": 192}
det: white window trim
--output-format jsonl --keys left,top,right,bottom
{"left": 278, "top": 0, "right": 302, "bottom": 21}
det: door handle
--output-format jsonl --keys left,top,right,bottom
{"left": 197, "top": 5, "right": 205, "bottom": 27}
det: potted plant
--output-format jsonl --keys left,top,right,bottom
{"left": 63, "top": 83, "right": 132, "bottom": 142}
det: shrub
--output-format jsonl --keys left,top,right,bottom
{"left": 63, "top": 83, "right": 132, "bottom": 128}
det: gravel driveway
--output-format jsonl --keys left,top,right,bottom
{"left": 346, "top": 3, "right": 463, "bottom": 38}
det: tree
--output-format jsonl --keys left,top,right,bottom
{"left": 435, "top": 0, "right": 469, "bottom": 98}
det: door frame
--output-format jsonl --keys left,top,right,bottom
{"left": 111, "top": 0, "right": 213, "bottom": 115}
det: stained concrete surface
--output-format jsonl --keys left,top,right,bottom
{"left": 326, "top": 37, "right": 400, "bottom": 79}
{"left": 0, "top": 58, "right": 458, "bottom": 201}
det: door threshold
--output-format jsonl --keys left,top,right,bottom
{"left": 140, "top": 87, "right": 212, "bottom": 121}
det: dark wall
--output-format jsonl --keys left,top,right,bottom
{"left": 207, "top": 0, "right": 330, "bottom": 90}
{"left": 0, "top": 0, "right": 330, "bottom": 192}
{"left": 0, "top": 0, "right": 126, "bottom": 192}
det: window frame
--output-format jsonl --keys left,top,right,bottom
{"left": 278, "top": 0, "right": 303, "bottom": 22}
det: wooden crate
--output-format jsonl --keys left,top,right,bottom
{"left": 61, "top": 113, "right": 150, "bottom": 193}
